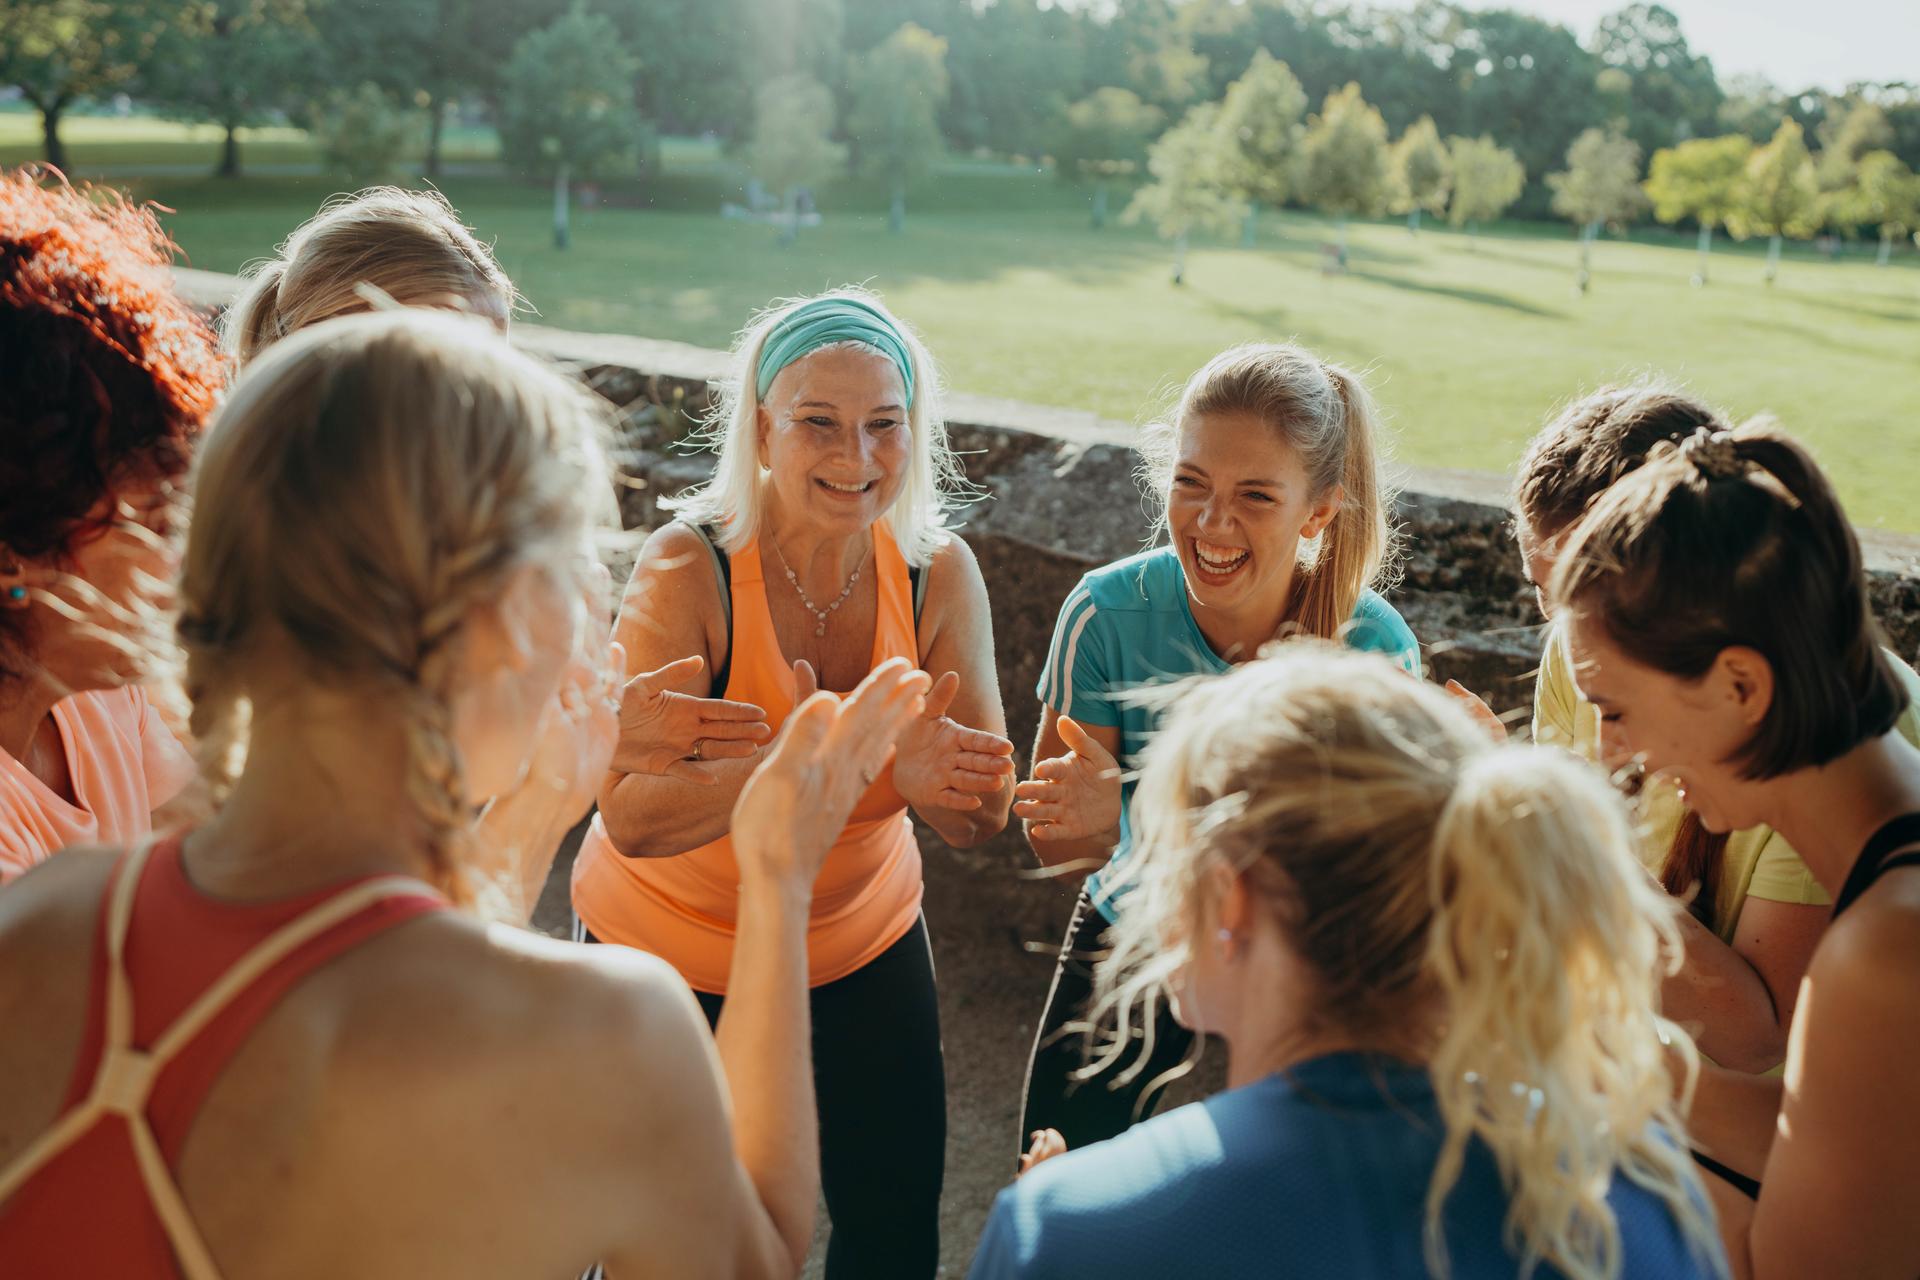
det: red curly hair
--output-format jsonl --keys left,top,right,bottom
{"left": 0, "top": 168, "right": 223, "bottom": 562}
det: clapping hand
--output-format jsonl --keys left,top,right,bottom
{"left": 887, "top": 671, "right": 1016, "bottom": 812}
{"left": 733, "top": 659, "right": 931, "bottom": 891}
{"left": 607, "top": 654, "right": 773, "bottom": 784}
{"left": 1013, "top": 716, "right": 1122, "bottom": 842}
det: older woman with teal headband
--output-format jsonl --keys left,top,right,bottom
{"left": 573, "top": 286, "right": 1015, "bottom": 1277}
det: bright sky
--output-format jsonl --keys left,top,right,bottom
{"left": 1367, "top": 0, "right": 1920, "bottom": 93}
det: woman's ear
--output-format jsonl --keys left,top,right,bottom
{"left": 1715, "top": 645, "right": 1776, "bottom": 730}
{"left": 1302, "top": 484, "right": 1345, "bottom": 540}
{"left": 756, "top": 403, "right": 772, "bottom": 470}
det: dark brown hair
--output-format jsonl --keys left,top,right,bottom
{"left": 1551, "top": 422, "right": 1908, "bottom": 781}
{"left": 1515, "top": 383, "right": 1725, "bottom": 539}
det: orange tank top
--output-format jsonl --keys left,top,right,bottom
{"left": 0, "top": 835, "right": 445, "bottom": 1279}
{"left": 571, "top": 524, "right": 923, "bottom": 994}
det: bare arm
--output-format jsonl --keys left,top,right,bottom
{"left": 1662, "top": 898, "right": 1826, "bottom": 1073}
{"left": 895, "top": 537, "right": 1014, "bottom": 850}
{"left": 1684, "top": 1058, "right": 1784, "bottom": 1183}
{"left": 1741, "top": 904, "right": 1920, "bottom": 1279}
{"left": 1014, "top": 708, "right": 1123, "bottom": 889}
{"left": 597, "top": 525, "right": 751, "bottom": 858}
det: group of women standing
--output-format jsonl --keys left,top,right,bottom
{"left": 0, "top": 173, "right": 1914, "bottom": 1280}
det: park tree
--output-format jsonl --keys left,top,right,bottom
{"left": 1212, "top": 49, "right": 1307, "bottom": 245}
{"left": 1816, "top": 99, "right": 1895, "bottom": 191}
{"left": 499, "top": 5, "right": 648, "bottom": 250}
{"left": 1445, "top": 135, "right": 1526, "bottom": 245}
{"left": 141, "top": 0, "right": 312, "bottom": 178}
{"left": 1548, "top": 126, "right": 1646, "bottom": 290}
{"left": 1125, "top": 102, "right": 1246, "bottom": 286}
{"left": 1834, "top": 150, "right": 1920, "bottom": 266}
{"left": 847, "top": 24, "right": 950, "bottom": 234}
{"left": 1052, "top": 88, "right": 1164, "bottom": 229}
{"left": 1588, "top": 4, "right": 1723, "bottom": 157}
{"left": 746, "top": 73, "right": 846, "bottom": 245}
{"left": 1296, "top": 82, "right": 1391, "bottom": 268}
{"left": 1729, "top": 118, "right": 1821, "bottom": 284}
{"left": 1388, "top": 115, "right": 1452, "bottom": 234}
{"left": 308, "top": 82, "right": 421, "bottom": 187}
{"left": 944, "top": 0, "right": 1081, "bottom": 157}
{"left": 0, "top": 0, "right": 183, "bottom": 170}
{"left": 1643, "top": 133, "right": 1753, "bottom": 284}
{"left": 1449, "top": 8, "right": 1602, "bottom": 211}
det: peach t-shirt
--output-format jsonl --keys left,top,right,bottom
{"left": 0, "top": 688, "right": 196, "bottom": 883}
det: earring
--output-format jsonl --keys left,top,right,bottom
{"left": 1215, "top": 926, "right": 1238, "bottom": 961}
{"left": 0, "top": 561, "right": 28, "bottom": 610}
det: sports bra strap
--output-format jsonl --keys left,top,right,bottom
{"left": 0, "top": 839, "right": 441, "bottom": 1280}
{"left": 1832, "top": 812, "right": 1920, "bottom": 919}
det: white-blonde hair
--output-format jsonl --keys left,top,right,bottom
{"left": 663, "top": 285, "right": 969, "bottom": 566}
{"left": 223, "top": 186, "right": 519, "bottom": 365}
{"left": 1137, "top": 342, "right": 1401, "bottom": 641}
{"left": 178, "top": 309, "right": 611, "bottom": 915}
{"left": 1093, "top": 645, "right": 1722, "bottom": 1280}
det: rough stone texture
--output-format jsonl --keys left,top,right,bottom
{"left": 176, "top": 269, "right": 1920, "bottom": 1276}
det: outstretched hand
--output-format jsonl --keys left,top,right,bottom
{"left": 607, "top": 654, "right": 772, "bottom": 784}
{"left": 890, "top": 671, "right": 1016, "bottom": 812}
{"left": 1018, "top": 1129, "right": 1067, "bottom": 1177}
{"left": 1014, "top": 716, "right": 1122, "bottom": 842}
{"left": 733, "top": 658, "right": 931, "bottom": 892}
{"left": 1443, "top": 679, "right": 1509, "bottom": 743}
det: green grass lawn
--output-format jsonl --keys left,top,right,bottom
{"left": 8, "top": 116, "right": 1917, "bottom": 531}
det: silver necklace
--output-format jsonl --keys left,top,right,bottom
{"left": 773, "top": 541, "right": 865, "bottom": 637}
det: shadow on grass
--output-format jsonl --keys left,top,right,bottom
{"left": 1346, "top": 266, "right": 1566, "bottom": 319}
{"left": 1789, "top": 291, "right": 1920, "bottom": 326}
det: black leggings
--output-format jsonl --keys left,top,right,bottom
{"left": 1017, "top": 888, "right": 1194, "bottom": 1163}
{"left": 575, "top": 915, "right": 946, "bottom": 1279}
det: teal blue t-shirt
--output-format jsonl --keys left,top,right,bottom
{"left": 1035, "top": 546, "right": 1420, "bottom": 919}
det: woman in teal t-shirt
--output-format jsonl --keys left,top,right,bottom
{"left": 1012, "top": 342, "right": 1420, "bottom": 1162}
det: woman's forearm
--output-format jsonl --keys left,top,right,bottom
{"left": 598, "top": 754, "right": 760, "bottom": 857}
{"left": 1664, "top": 911, "right": 1791, "bottom": 1073}
{"left": 1685, "top": 1059, "right": 1784, "bottom": 1182}
{"left": 915, "top": 776, "right": 1014, "bottom": 850}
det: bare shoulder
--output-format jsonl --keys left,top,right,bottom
{"left": 918, "top": 531, "right": 991, "bottom": 645}
{"left": 619, "top": 521, "right": 729, "bottom": 677}
{"left": 1811, "top": 871, "right": 1920, "bottom": 995}
{"left": 632, "top": 521, "right": 722, "bottom": 596}
{"left": 0, "top": 843, "right": 122, "bottom": 940}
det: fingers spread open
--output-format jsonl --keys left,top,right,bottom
{"left": 1013, "top": 778, "right": 1057, "bottom": 802}
{"left": 953, "top": 749, "right": 1016, "bottom": 776}
{"left": 952, "top": 726, "right": 1015, "bottom": 758}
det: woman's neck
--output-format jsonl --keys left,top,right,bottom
{"left": 761, "top": 509, "right": 871, "bottom": 595}
{"left": 0, "top": 673, "right": 66, "bottom": 766}
{"left": 1190, "top": 567, "right": 1299, "bottom": 666}
{"left": 1756, "top": 731, "right": 1920, "bottom": 896}
{"left": 184, "top": 689, "right": 442, "bottom": 900}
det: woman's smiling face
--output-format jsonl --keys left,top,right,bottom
{"left": 1166, "top": 410, "right": 1340, "bottom": 621}
{"left": 757, "top": 345, "right": 911, "bottom": 537}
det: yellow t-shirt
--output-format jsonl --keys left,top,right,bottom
{"left": 1532, "top": 624, "right": 1920, "bottom": 943}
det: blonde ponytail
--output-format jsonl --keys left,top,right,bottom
{"left": 1138, "top": 344, "right": 1399, "bottom": 642}
{"left": 1426, "top": 748, "right": 1710, "bottom": 1280}
{"left": 1090, "top": 645, "right": 1723, "bottom": 1280}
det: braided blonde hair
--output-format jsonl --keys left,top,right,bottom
{"left": 178, "top": 310, "right": 609, "bottom": 912}
{"left": 1092, "top": 645, "right": 1722, "bottom": 1280}
{"left": 224, "top": 187, "right": 518, "bottom": 364}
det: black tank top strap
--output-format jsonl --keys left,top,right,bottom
{"left": 1832, "top": 812, "right": 1920, "bottom": 919}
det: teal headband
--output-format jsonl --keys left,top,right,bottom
{"left": 754, "top": 297, "right": 916, "bottom": 408}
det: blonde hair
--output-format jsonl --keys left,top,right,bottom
{"left": 178, "top": 310, "right": 610, "bottom": 913}
{"left": 224, "top": 187, "right": 518, "bottom": 364}
{"left": 663, "top": 285, "right": 970, "bottom": 567}
{"left": 1093, "top": 645, "right": 1721, "bottom": 1280}
{"left": 1138, "top": 343, "right": 1400, "bottom": 641}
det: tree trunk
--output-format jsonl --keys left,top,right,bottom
{"left": 217, "top": 121, "right": 242, "bottom": 178}
{"left": 426, "top": 98, "right": 446, "bottom": 179}
{"left": 1408, "top": 208, "right": 1421, "bottom": 235}
{"left": 1172, "top": 233, "right": 1187, "bottom": 285}
{"left": 1765, "top": 232, "right": 1782, "bottom": 284}
{"left": 1336, "top": 216, "right": 1349, "bottom": 271}
{"left": 1468, "top": 219, "right": 1478, "bottom": 250}
{"left": 889, "top": 178, "right": 905, "bottom": 234}
{"left": 780, "top": 189, "right": 799, "bottom": 246}
{"left": 1577, "top": 220, "right": 1595, "bottom": 293}
{"left": 1877, "top": 227, "right": 1893, "bottom": 267}
{"left": 1693, "top": 222, "right": 1712, "bottom": 286}
{"left": 553, "top": 162, "right": 571, "bottom": 250}
{"left": 41, "top": 102, "right": 68, "bottom": 172}
{"left": 1242, "top": 202, "right": 1257, "bottom": 248}
{"left": 1091, "top": 182, "right": 1108, "bottom": 229}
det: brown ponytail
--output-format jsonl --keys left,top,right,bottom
{"left": 1662, "top": 810, "right": 1728, "bottom": 926}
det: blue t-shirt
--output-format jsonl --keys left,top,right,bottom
{"left": 969, "top": 1052, "right": 1720, "bottom": 1280}
{"left": 1035, "top": 546, "right": 1420, "bottom": 918}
